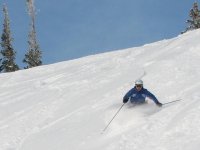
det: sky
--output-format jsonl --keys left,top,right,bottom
{"left": 0, "top": 0, "right": 197, "bottom": 68}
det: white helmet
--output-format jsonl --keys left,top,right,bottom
{"left": 135, "top": 79, "right": 143, "bottom": 85}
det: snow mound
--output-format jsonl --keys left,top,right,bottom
{"left": 0, "top": 30, "right": 200, "bottom": 150}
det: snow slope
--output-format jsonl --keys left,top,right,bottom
{"left": 1, "top": 30, "right": 200, "bottom": 150}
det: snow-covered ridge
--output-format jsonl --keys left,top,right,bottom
{"left": 0, "top": 29, "right": 200, "bottom": 150}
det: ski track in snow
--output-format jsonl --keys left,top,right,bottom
{"left": 0, "top": 30, "right": 200, "bottom": 150}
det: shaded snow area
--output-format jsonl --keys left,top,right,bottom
{"left": 1, "top": 30, "right": 200, "bottom": 150}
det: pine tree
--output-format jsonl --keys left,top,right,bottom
{"left": 184, "top": 2, "right": 200, "bottom": 33}
{"left": 23, "top": 0, "right": 42, "bottom": 69}
{"left": 0, "top": 4, "right": 19, "bottom": 72}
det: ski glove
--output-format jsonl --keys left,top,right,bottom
{"left": 156, "top": 102, "right": 162, "bottom": 107}
{"left": 123, "top": 98, "right": 128, "bottom": 103}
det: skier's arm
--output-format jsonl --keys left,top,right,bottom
{"left": 145, "top": 90, "right": 162, "bottom": 106}
{"left": 123, "top": 88, "right": 134, "bottom": 103}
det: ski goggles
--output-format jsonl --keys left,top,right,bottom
{"left": 136, "top": 84, "right": 143, "bottom": 88}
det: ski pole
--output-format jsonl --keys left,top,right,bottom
{"left": 163, "top": 99, "right": 182, "bottom": 105}
{"left": 102, "top": 103, "right": 125, "bottom": 133}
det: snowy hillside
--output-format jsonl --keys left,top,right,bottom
{"left": 1, "top": 30, "right": 200, "bottom": 150}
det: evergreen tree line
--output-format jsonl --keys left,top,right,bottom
{"left": 0, "top": 1, "right": 199, "bottom": 73}
{"left": 0, "top": 0, "right": 42, "bottom": 73}
{"left": 183, "top": 2, "right": 200, "bottom": 33}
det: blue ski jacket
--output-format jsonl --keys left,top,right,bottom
{"left": 123, "top": 87, "right": 160, "bottom": 104}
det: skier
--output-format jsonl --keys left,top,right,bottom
{"left": 123, "top": 79, "right": 162, "bottom": 107}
